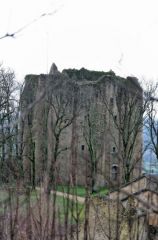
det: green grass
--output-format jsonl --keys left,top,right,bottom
{"left": 56, "top": 185, "right": 109, "bottom": 197}
{"left": 0, "top": 188, "right": 84, "bottom": 223}
{"left": 0, "top": 185, "right": 108, "bottom": 224}
{"left": 54, "top": 195, "right": 84, "bottom": 223}
{"left": 32, "top": 189, "right": 84, "bottom": 222}
{"left": 57, "top": 185, "right": 86, "bottom": 197}
{"left": 92, "top": 187, "right": 109, "bottom": 197}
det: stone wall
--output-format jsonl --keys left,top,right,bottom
{"left": 20, "top": 65, "right": 143, "bottom": 187}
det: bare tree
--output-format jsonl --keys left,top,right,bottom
{"left": 101, "top": 79, "right": 145, "bottom": 183}
{"left": 0, "top": 65, "right": 19, "bottom": 183}
{"left": 45, "top": 79, "right": 78, "bottom": 194}
{"left": 145, "top": 83, "right": 158, "bottom": 164}
{"left": 82, "top": 101, "right": 104, "bottom": 193}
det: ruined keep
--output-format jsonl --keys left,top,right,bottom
{"left": 20, "top": 64, "right": 143, "bottom": 189}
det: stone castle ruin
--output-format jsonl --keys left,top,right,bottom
{"left": 20, "top": 64, "right": 143, "bottom": 189}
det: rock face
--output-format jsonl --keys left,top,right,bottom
{"left": 20, "top": 65, "right": 143, "bottom": 187}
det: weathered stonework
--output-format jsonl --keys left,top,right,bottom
{"left": 20, "top": 64, "right": 143, "bottom": 188}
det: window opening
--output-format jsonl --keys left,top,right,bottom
{"left": 81, "top": 145, "right": 85, "bottom": 151}
{"left": 112, "top": 165, "right": 118, "bottom": 181}
{"left": 110, "top": 97, "right": 114, "bottom": 105}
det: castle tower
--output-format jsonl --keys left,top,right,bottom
{"left": 20, "top": 65, "right": 143, "bottom": 189}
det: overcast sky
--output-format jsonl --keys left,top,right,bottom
{"left": 0, "top": 0, "right": 158, "bottom": 82}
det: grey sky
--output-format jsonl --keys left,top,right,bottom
{"left": 0, "top": 0, "right": 158, "bottom": 82}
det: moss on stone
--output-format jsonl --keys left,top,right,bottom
{"left": 62, "top": 68, "right": 116, "bottom": 81}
